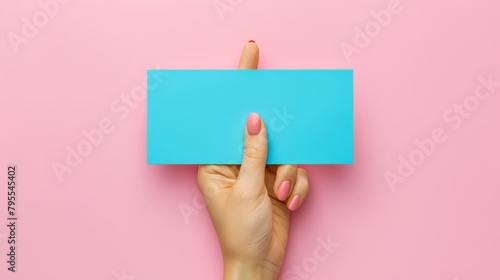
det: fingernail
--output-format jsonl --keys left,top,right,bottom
{"left": 288, "top": 195, "right": 301, "bottom": 211}
{"left": 277, "top": 180, "right": 291, "bottom": 201}
{"left": 248, "top": 40, "right": 255, "bottom": 43}
{"left": 247, "top": 113, "right": 261, "bottom": 135}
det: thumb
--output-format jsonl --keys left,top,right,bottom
{"left": 237, "top": 112, "right": 268, "bottom": 186}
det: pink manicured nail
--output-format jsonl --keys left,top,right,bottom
{"left": 247, "top": 113, "right": 261, "bottom": 135}
{"left": 277, "top": 180, "right": 290, "bottom": 201}
{"left": 288, "top": 195, "right": 301, "bottom": 211}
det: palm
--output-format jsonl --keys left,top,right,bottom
{"left": 198, "top": 165, "right": 291, "bottom": 267}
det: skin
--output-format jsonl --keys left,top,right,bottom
{"left": 197, "top": 42, "right": 311, "bottom": 280}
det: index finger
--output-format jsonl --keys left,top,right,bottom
{"left": 238, "top": 40, "right": 259, "bottom": 69}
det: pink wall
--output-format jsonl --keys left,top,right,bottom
{"left": 1, "top": 0, "right": 499, "bottom": 279}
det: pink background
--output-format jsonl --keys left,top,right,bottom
{"left": 1, "top": 0, "right": 499, "bottom": 279}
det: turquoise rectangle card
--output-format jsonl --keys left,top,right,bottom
{"left": 147, "top": 70, "right": 353, "bottom": 164}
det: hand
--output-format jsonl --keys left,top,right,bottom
{"left": 197, "top": 41, "right": 310, "bottom": 280}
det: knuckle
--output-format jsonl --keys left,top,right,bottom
{"left": 297, "top": 168, "right": 310, "bottom": 192}
{"left": 304, "top": 180, "right": 310, "bottom": 192}
{"left": 243, "top": 143, "right": 261, "bottom": 162}
{"left": 281, "top": 164, "right": 297, "bottom": 172}
{"left": 298, "top": 167, "right": 308, "bottom": 177}
{"left": 277, "top": 164, "right": 298, "bottom": 176}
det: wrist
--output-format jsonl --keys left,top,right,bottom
{"left": 223, "top": 258, "right": 280, "bottom": 280}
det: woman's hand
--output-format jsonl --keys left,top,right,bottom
{"left": 197, "top": 41, "right": 310, "bottom": 280}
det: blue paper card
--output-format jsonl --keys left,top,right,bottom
{"left": 147, "top": 70, "right": 353, "bottom": 164}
